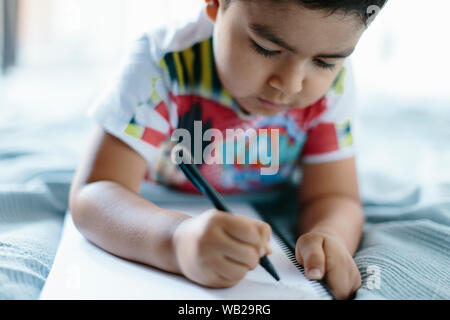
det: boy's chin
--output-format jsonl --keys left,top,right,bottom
{"left": 245, "top": 105, "right": 288, "bottom": 117}
{"left": 252, "top": 108, "right": 283, "bottom": 116}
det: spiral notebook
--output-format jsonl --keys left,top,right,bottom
{"left": 40, "top": 185, "right": 332, "bottom": 299}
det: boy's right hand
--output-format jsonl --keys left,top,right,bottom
{"left": 173, "top": 209, "right": 272, "bottom": 288}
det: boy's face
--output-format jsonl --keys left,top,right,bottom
{"left": 207, "top": 0, "right": 365, "bottom": 116}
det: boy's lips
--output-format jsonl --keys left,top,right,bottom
{"left": 257, "top": 97, "right": 291, "bottom": 110}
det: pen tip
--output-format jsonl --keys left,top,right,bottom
{"left": 260, "top": 256, "right": 280, "bottom": 281}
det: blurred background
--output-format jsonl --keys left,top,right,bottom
{"left": 1, "top": 0, "right": 450, "bottom": 191}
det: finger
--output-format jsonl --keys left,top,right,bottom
{"left": 351, "top": 263, "right": 362, "bottom": 293}
{"left": 215, "top": 255, "right": 249, "bottom": 283}
{"left": 217, "top": 233, "right": 260, "bottom": 270}
{"left": 221, "top": 214, "right": 264, "bottom": 247}
{"left": 322, "top": 238, "right": 353, "bottom": 300}
{"left": 296, "top": 234, "right": 326, "bottom": 280}
{"left": 211, "top": 272, "right": 237, "bottom": 288}
{"left": 256, "top": 221, "right": 271, "bottom": 241}
{"left": 256, "top": 222, "right": 272, "bottom": 254}
{"left": 170, "top": 166, "right": 187, "bottom": 184}
{"left": 295, "top": 237, "right": 304, "bottom": 265}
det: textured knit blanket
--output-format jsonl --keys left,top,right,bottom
{"left": 254, "top": 181, "right": 450, "bottom": 300}
{"left": 0, "top": 173, "right": 449, "bottom": 300}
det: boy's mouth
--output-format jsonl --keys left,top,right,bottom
{"left": 257, "top": 97, "right": 291, "bottom": 110}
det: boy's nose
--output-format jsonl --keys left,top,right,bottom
{"left": 269, "top": 62, "right": 306, "bottom": 96}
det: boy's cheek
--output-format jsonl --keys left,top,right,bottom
{"left": 218, "top": 58, "right": 260, "bottom": 96}
{"left": 216, "top": 40, "right": 266, "bottom": 93}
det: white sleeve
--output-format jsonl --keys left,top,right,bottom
{"left": 86, "top": 34, "right": 175, "bottom": 167}
{"left": 300, "top": 58, "right": 357, "bottom": 164}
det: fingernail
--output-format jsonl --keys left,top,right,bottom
{"left": 259, "top": 247, "right": 266, "bottom": 257}
{"left": 308, "top": 269, "right": 322, "bottom": 279}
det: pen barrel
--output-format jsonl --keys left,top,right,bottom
{"left": 179, "top": 162, "right": 230, "bottom": 213}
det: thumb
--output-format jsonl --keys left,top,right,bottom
{"left": 296, "top": 234, "right": 326, "bottom": 280}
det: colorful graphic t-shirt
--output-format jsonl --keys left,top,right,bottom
{"left": 88, "top": 8, "right": 357, "bottom": 194}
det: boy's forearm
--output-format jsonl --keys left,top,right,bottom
{"left": 297, "top": 195, "right": 364, "bottom": 255}
{"left": 70, "top": 180, "right": 190, "bottom": 274}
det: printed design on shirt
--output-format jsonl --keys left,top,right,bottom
{"left": 123, "top": 70, "right": 171, "bottom": 147}
{"left": 336, "top": 119, "right": 352, "bottom": 148}
{"left": 158, "top": 37, "right": 236, "bottom": 110}
{"left": 219, "top": 114, "right": 307, "bottom": 190}
{"left": 150, "top": 76, "right": 163, "bottom": 104}
{"left": 301, "top": 122, "right": 339, "bottom": 156}
{"left": 301, "top": 119, "right": 353, "bottom": 157}
{"left": 124, "top": 118, "right": 145, "bottom": 139}
{"left": 331, "top": 66, "right": 346, "bottom": 94}
{"left": 124, "top": 99, "right": 173, "bottom": 148}
{"left": 330, "top": 66, "right": 353, "bottom": 150}
{"left": 149, "top": 94, "right": 311, "bottom": 193}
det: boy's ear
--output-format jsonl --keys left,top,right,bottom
{"left": 205, "top": 0, "right": 220, "bottom": 22}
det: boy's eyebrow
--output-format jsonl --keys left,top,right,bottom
{"left": 249, "top": 23, "right": 355, "bottom": 58}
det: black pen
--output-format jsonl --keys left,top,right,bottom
{"left": 175, "top": 148, "right": 280, "bottom": 282}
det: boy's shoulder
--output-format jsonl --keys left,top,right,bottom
{"left": 142, "top": 8, "right": 214, "bottom": 61}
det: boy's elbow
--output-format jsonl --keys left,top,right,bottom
{"left": 69, "top": 181, "right": 104, "bottom": 232}
{"left": 69, "top": 182, "right": 91, "bottom": 232}
{"left": 69, "top": 180, "right": 122, "bottom": 232}
{"left": 69, "top": 181, "right": 79, "bottom": 215}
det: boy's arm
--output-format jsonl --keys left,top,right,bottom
{"left": 297, "top": 157, "right": 364, "bottom": 254}
{"left": 295, "top": 157, "right": 364, "bottom": 299}
{"left": 69, "top": 125, "right": 190, "bottom": 274}
{"left": 69, "top": 125, "right": 271, "bottom": 287}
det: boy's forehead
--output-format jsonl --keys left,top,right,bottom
{"left": 231, "top": 0, "right": 364, "bottom": 57}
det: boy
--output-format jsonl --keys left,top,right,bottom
{"left": 69, "top": 0, "right": 387, "bottom": 299}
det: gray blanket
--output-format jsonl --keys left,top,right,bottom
{"left": 0, "top": 172, "right": 449, "bottom": 299}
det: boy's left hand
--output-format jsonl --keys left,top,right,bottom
{"left": 295, "top": 231, "right": 361, "bottom": 300}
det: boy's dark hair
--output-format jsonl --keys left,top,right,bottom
{"left": 222, "top": 0, "right": 388, "bottom": 26}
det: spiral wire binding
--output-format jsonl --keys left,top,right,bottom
{"left": 272, "top": 229, "right": 334, "bottom": 300}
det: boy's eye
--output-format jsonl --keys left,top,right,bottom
{"left": 249, "top": 39, "right": 281, "bottom": 58}
{"left": 249, "top": 37, "right": 337, "bottom": 71}
{"left": 314, "top": 59, "right": 336, "bottom": 71}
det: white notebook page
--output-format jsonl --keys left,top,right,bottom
{"left": 40, "top": 202, "right": 330, "bottom": 300}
